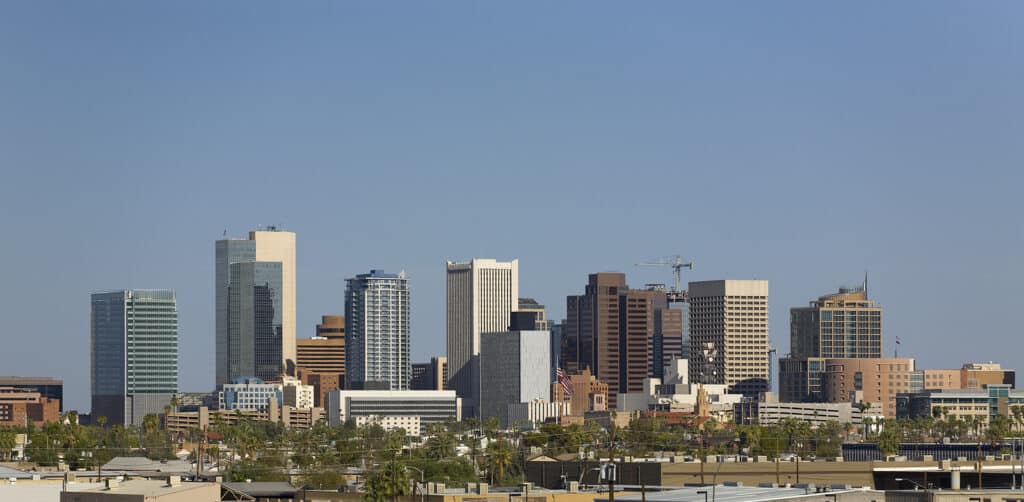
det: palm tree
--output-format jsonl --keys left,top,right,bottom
{"left": 487, "top": 439, "right": 514, "bottom": 485}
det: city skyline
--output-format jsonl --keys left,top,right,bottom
{"left": 2, "top": 2, "right": 1022, "bottom": 412}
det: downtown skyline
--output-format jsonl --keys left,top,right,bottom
{"left": 1, "top": 2, "right": 1021, "bottom": 412}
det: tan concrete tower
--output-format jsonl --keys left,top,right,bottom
{"left": 446, "top": 258, "right": 519, "bottom": 415}
{"left": 250, "top": 229, "right": 297, "bottom": 374}
{"left": 688, "top": 279, "right": 770, "bottom": 397}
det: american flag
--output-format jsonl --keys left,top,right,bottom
{"left": 557, "top": 368, "right": 574, "bottom": 397}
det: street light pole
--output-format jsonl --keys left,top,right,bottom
{"left": 405, "top": 466, "right": 425, "bottom": 502}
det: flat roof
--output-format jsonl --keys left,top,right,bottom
{"left": 0, "top": 482, "right": 101, "bottom": 502}
{"left": 0, "top": 376, "right": 63, "bottom": 385}
{"left": 64, "top": 480, "right": 218, "bottom": 498}
{"left": 602, "top": 485, "right": 867, "bottom": 502}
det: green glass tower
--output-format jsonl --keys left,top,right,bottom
{"left": 90, "top": 290, "right": 178, "bottom": 425}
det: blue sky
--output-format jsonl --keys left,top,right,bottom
{"left": 1, "top": 2, "right": 1022, "bottom": 412}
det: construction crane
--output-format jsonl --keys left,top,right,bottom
{"left": 635, "top": 255, "right": 693, "bottom": 303}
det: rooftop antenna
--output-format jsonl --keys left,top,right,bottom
{"left": 864, "top": 271, "right": 868, "bottom": 296}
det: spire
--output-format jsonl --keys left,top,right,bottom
{"left": 863, "top": 271, "right": 868, "bottom": 296}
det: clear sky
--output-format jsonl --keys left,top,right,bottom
{"left": 2, "top": 2, "right": 1022, "bottom": 412}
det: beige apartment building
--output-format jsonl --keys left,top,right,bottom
{"left": 821, "top": 357, "right": 915, "bottom": 418}
{"left": 688, "top": 280, "right": 770, "bottom": 397}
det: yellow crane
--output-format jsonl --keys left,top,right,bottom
{"left": 635, "top": 255, "right": 693, "bottom": 303}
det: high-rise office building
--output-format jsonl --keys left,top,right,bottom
{"left": 345, "top": 270, "right": 410, "bottom": 390}
{"left": 780, "top": 285, "right": 881, "bottom": 402}
{"left": 215, "top": 228, "right": 296, "bottom": 386}
{"left": 91, "top": 290, "right": 178, "bottom": 426}
{"left": 688, "top": 280, "right": 769, "bottom": 397}
{"left": 562, "top": 273, "right": 683, "bottom": 407}
{"left": 446, "top": 258, "right": 518, "bottom": 414}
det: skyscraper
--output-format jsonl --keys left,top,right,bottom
{"left": 215, "top": 228, "right": 296, "bottom": 386}
{"left": 562, "top": 273, "right": 684, "bottom": 407}
{"left": 445, "top": 258, "right": 518, "bottom": 414}
{"left": 345, "top": 270, "right": 410, "bottom": 390}
{"left": 91, "top": 290, "right": 178, "bottom": 426}
{"left": 780, "top": 285, "right": 881, "bottom": 402}
{"left": 688, "top": 280, "right": 770, "bottom": 397}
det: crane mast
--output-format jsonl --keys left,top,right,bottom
{"left": 635, "top": 255, "right": 693, "bottom": 303}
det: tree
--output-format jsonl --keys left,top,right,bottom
{"left": 364, "top": 460, "right": 410, "bottom": 502}
{"left": 986, "top": 415, "right": 1011, "bottom": 444}
{"left": 0, "top": 429, "right": 16, "bottom": 461}
{"left": 487, "top": 438, "right": 514, "bottom": 485}
{"left": 877, "top": 421, "right": 901, "bottom": 457}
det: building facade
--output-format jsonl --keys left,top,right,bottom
{"left": 0, "top": 377, "right": 63, "bottom": 412}
{"left": 215, "top": 228, "right": 296, "bottom": 386}
{"left": 562, "top": 274, "right": 684, "bottom": 407}
{"left": 296, "top": 315, "right": 346, "bottom": 374}
{"left": 326, "top": 390, "right": 461, "bottom": 435}
{"left": 410, "top": 357, "right": 447, "bottom": 391}
{"left": 345, "top": 270, "right": 411, "bottom": 390}
{"left": 780, "top": 286, "right": 881, "bottom": 403}
{"left": 479, "top": 330, "right": 551, "bottom": 426}
{"left": 821, "top": 357, "right": 915, "bottom": 419}
{"left": 961, "top": 362, "right": 1015, "bottom": 390}
{"left": 897, "top": 385, "right": 1024, "bottom": 430}
{"left": 219, "top": 377, "right": 283, "bottom": 411}
{"left": 550, "top": 368, "right": 609, "bottom": 417}
{"left": 688, "top": 280, "right": 769, "bottom": 397}
{"left": 734, "top": 392, "right": 878, "bottom": 427}
{"left": 0, "top": 387, "right": 60, "bottom": 426}
{"left": 91, "top": 290, "right": 178, "bottom": 426}
{"left": 446, "top": 258, "right": 519, "bottom": 414}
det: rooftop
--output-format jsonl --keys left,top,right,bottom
{"left": 603, "top": 485, "right": 870, "bottom": 502}
{"left": 63, "top": 479, "right": 219, "bottom": 498}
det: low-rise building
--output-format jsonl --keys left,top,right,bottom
{"left": 326, "top": 389, "right": 461, "bottom": 435}
{"left": 734, "top": 392, "right": 881, "bottom": 427}
{"left": 217, "top": 376, "right": 312, "bottom": 411}
{"left": 508, "top": 399, "right": 570, "bottom": 428}
{"left": 355, "top": 415, "right": 421, "bottom": 437}
{"left": 961, "top": 362, "right": 1015, "bottom": 390}
{"left": 60, "top": 479, "right": 220, "bottom": 502}
{"left": 897, "top": 384, "right": 1024, "bottom": 429}
{"left": 0, "top": 376, "right": 63, "bottom": 411}
{"left": 0, "top": 387, "right": 60, "bottom": 426}
{"left": 550, "top": 368, "right": 608, "bottom": 417}
{"left": 616, "top": 359, "right": 745, "bottom": 415}
{"left": 821, "top": 357, "right": 915, "bottom": 419}
{"left": 164, "top": 404, "right": 324, "bottom": 433}
{"left": 219, "top": 377, "right": 282, "bottom": 411}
